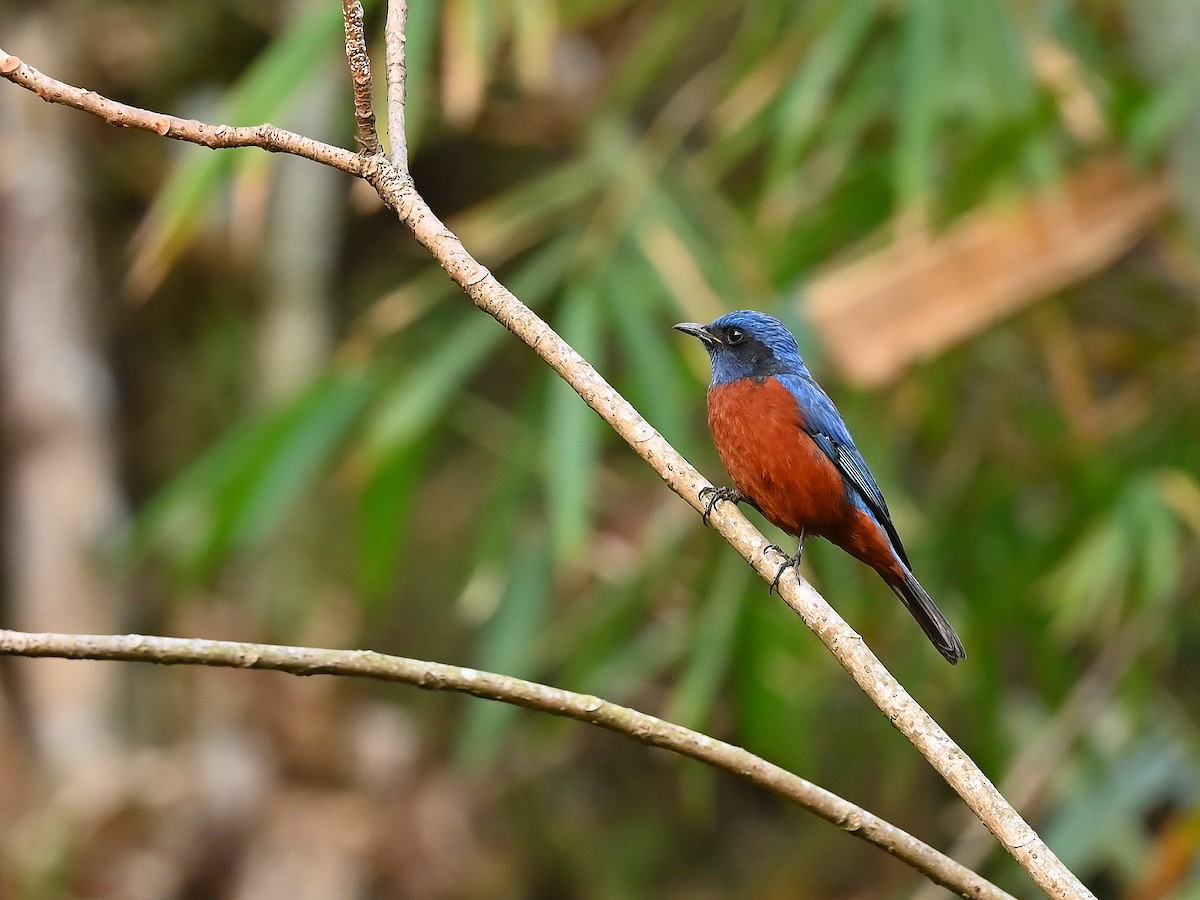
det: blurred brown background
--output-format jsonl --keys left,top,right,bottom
{"left": 3, "top": 0, "right": 1200, "bottom": 897}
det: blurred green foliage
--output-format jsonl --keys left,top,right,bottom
{"left": 43, "top": 0, "right": 1200, "bottom": 895}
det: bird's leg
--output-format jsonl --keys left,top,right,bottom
{"left": 769, "top": 531, "right": 806, "bottom": 595}
{"left": 698, "top": 485, "right": 750, "bottom": 527}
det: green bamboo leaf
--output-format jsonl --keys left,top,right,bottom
{"left": 894, "top": 0, "right": 943, "bottom": 205}
{"left": 401, "top": 0, "right": 439, "bottom": 152}
{"left": 952, "top": 0, "right": 1035, "bottom": 121}
{"left": 607, "top": 250, "right": 691, "bottom": 445}
{"left": 455, "top": 538, "right": 551, "bottom": 769}
{"left": 639, "top": 175, "right": 747, "bottom": 303}
{"left": 1128, "top": 59, "right": 1200, "bottom": 162}
{"left": 355, "top": 437, "right": 433, "bottom": 604}
{"left": 1137, "top": 478, "right": 1181, "bottom": 607}
{"left": 552, "top": 512, "right": 693, "bottom": 694}
{"left": 734, "top": 585, "right": 819, "bottom": 773}
{"left": 545, "top": 281, "right": 603, "bottom": 560}
{"left": 771, "top": 160, "right": 891, "bottom": 283}
{"left": 579, "top": 617, "right": 687, "bottom": 703}
{"left": 1043, "top": 739, "right": 1187, "bottom": 875}
{"left": 363, "top": 234, "right": 578, "bottom": 466}
{"left": 464, "top": 391, "right": 543, "bottom": 571}
{"left": 819, "top": 37, "right": 894, "bottom": 152}
{"left": 667, "top": 553, "right": 749, "bottom": 729}
{"left": 456, "top": 157, "right": 602, "bottom": 264}
{"left": 355, "top": 236, "right": 577, "bottom": 594}
{"left": 363, "top": 316, "right": 506, "bottom": 463}
{"left": 550, "top": 517, "right": 694, "bottom": 702}
{"left": 763, "top": 0, "right": 883, "bottom": 193}
{"left": 123, "top": 372, "right": 372, "bottom": 580}
{"left": 600, "top": 1, "right": 710, "bottom": 112}
{"left": 1155, "top": 468, "right": 1200, "bottom": 538}
{"left": 1040, "top": 475, "right": 1190, "bottom": 641}
{"left": 1043, "top": 513, "right": 1128, "bottom": 639}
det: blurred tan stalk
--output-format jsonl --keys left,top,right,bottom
{"left": 0, "top": 16, "right": 124, "bottom": 772}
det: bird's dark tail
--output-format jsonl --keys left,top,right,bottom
{"left": 884, "top": 569, "right": 966, "bottom": 665}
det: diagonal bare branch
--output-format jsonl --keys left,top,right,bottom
{"left": 341, "top": 0, "right": 380, "bottom": 154}
{"left": 0, "top": 628, "right": 1011, "bottom": 900}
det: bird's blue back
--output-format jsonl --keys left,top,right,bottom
{"left": 773, "top": 371, "right": 910, "bottom": 569}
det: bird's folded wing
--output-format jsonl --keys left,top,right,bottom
{"left": 776, "top": 374, "right": 912, "bottom": 570}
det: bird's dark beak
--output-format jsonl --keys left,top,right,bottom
{"left": 673, "top": 322, "right": 719, "bottom": 345}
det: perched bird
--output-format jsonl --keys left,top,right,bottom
{"left": 674, "top": 310, "right": 965, "bottom": 664}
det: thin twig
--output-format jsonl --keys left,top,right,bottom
{"left": 0, "top": 52, "right": 361, "bottom": 170}
{"left": 385, "top": 0, "right": 409, "bottom": 171}
{"left": 0, "top": 35, "right": 1092, "bottom": 900}
{"left": 0, "top": 628, "right": 1009, "bottom": 900}
{"left": 341, "top": 0, "right": 380, "bottom": 154}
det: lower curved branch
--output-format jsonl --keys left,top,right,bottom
{"left": 0, "top": 628, "right": 1008, "bottom": 900}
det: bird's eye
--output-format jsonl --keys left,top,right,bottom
{"left": 726, "top": 328, "right": 745, "bottom": 345}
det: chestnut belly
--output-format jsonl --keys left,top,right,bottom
{"left": 707, "top": 379, "right": 903, "bottom": 578}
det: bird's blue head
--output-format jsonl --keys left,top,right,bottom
{"left": 673, "top": 310, "right": 808, "bottom": 386}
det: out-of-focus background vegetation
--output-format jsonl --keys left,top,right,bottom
{"left": 3, "top": 0, "right": 1200, "bottom": 896}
